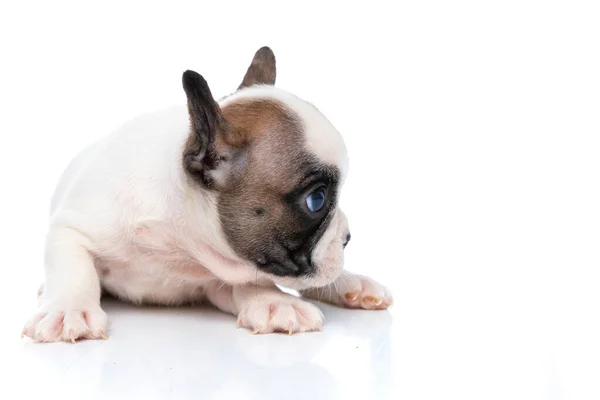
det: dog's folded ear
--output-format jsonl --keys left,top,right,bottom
{"left": 182, "top": 70, "right": 246, "bottom": 189}
{"left": 238, "top": 46, "right": 276, "bottom": 89}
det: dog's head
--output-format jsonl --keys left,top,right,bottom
{"left": 182, "top": 47, "right": 350, "bottom": 289}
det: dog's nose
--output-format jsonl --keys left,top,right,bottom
{"left": 342, "top": 232, "right": 351, "bottom": 248}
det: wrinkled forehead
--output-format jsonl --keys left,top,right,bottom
{"left": 219, "top": 86, "right": 349, "bottom": 181}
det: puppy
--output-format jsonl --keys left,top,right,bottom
{"left": 22, "top": 47, "right": 392, "bottom": 342}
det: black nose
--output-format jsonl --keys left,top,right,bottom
{"left": 343, "top": 233, "right": 351, "bottom": 248}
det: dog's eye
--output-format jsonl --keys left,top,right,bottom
{"left": 306, "top": 187, "right": 326, "bottom": 212}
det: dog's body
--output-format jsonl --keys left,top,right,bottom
{"left": 23, "top": 47, "right": 392, "bottom": 342}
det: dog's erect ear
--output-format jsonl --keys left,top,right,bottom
{"left": 182, "top": 70, "right": 245, "bottom": 188}
{"left": 238, "top": 46, "right": 276, "bottom": 89}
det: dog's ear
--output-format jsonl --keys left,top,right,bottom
{"left": 238, "top": 46, "right": 276, "bottom": 89}
{"left": 182, "top": 70, "right": 246, "bottom": 188}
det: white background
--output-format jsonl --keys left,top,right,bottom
{"left": 1, "top": 1, "right": 599, "bottom": 399}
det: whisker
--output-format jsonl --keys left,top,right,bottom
{"left": 332, "top": 279, "right": 340, "bottom": 295}
{"left": 339, "top": 273, "right": 351, "bottom": 287}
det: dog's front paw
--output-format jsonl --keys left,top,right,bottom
{"left": 339, "top": 275, "right": 393, "bottom": 310}
{"left": 22, "top": 304, "right": 108, "bottom": 343}
{"left": 237, "top": 297, "right": 324, "bottom": 335}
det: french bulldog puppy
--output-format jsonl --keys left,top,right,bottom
{"left": 22, "top": 47, "right": 392, "bottom": 342}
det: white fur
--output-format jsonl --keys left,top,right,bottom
{"left": 23, "top": 87, "right": 390, "bottom": 342}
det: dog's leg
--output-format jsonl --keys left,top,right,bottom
{"left": 203, "top": 281, "right": 237, "bottom": 315}
{"left": 301, "top": 271, "right": 393, "bottom": 310}
{"left": 22, "top": 227, "right": 108, "bottom": 343}
{"left": 204, "top": 282, "right": 324, "bottom": 334}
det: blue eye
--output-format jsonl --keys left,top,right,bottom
{"left": 306, "top": 188, "right": 326, "bottom": 212}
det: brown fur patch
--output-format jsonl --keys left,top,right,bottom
{"left": 218, "top": 98, "right": 307, "bottom": 193}
{"left": 217, "top": 99, "right": 300, "bottom": 148}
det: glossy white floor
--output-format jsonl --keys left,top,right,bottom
{"left": 7, "top": 296, "right": 395, "bottom": 399}
{"left": 3, "top": 266, "right": 599, "bottom": 400}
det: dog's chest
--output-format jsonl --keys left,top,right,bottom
{"left": 95, "top": 222, "right": 216, "bottom": 305}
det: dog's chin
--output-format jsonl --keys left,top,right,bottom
{"left": 268, "top": 250, "right": 345, "bottom": 290}
{"left": 270, "top": 271, "right": 341, "bottom": 291}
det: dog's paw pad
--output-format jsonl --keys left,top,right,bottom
{"left": 22, "top": 305, "right": 108, "bottom": 343}
{"left": 237, "top": 298, "right": 323, "bottom": 334}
